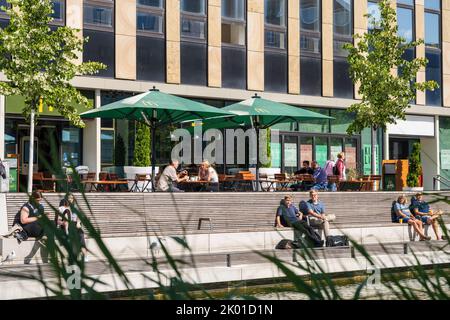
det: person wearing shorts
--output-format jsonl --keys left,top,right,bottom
{"left": 394, "top": 195, "right": 430, "bottom": 241}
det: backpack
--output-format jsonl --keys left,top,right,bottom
{"left": 275, "top": 239, "right": 297, "bottom": 249}
{"left": 326, "top": 235, "right": 349, "bottom": 247}
{"left": 295, "top": 220, "right": 324, "bottom": 248}
{"left": 391, "top": 201, "right": 398, "bottom": 222}
{"left": 333, "top": 160, "right": 341, "bottom": 176}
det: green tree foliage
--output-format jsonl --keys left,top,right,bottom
{"left": 407, "top": 142, "right": 422, "bottom": 187}
{"left": 133, "top": 122, "right": 151, "bottom": 167}
{"left": 0, "top": 0, "right": 105, "bottom": 127}
{"left": 344, "top": 0, "right": 437, "bottom": 135}
{"left": 114, "top": 134, "right": 126, "bottom": 166}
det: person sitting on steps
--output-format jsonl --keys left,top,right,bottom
{"left": 410, "top": 193, "right": 444, "bottom": 240}
{"left": 300, "top": 190, "right": 336, "bottom": 240}
{"left": 13, "top": 191, "right": 47, "bottom": 244}
{"left": 393, "top": 195, "right": 431, "bottom": 241}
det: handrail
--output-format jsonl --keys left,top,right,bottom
{"left": 433, "top": 175, "right": 450, "bottom": 190}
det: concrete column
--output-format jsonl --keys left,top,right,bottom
{"left": 208, "top": 0, "right": 221, "bottom": 87}
{"left": 384, "top": 129, "right": 389, "bottom": 160}
{"left": 83, "top": 90, "right": 101, "bottom": 179}
{"left": 0, "top": 95, "right": 5, "bottom": 160}
{"left": 66, "top": 0, "right": 83, "bottom": 65}
{"left": 166, "top": 0, "right": 181, "bottom": 84}
{"left": 247, "top": 0, "right": 264, "bottom": 91}
{"left": 415, "top": 0, "right": 426, "bottom": 105}
{"left": 442, "top": 1, "right": 450, "bottom": 107}
{"left": 420, "top": 116, "right": 440, "bottom": 191}
{"left": 115, "top": 0, "right": 137, "bottom": 80}
{"left": 354, "top": 0, "right": 367, "bottom": 100}
{"left": 0, "top": 194, "right": 7, "bottom": 235}
{"left": 288, "top": 0, "right": 300, "bottom": 94}
{"left": 322, "top": 0, "right": 333, "bottom": 97}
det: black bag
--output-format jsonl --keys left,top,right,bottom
{"left": 391, "top": 201, "right": 398, "bottom": 222}
{"left": 275, "top": 239, "right": 296, "bottom": 249}
{"left": 326, "top": 235, "right": 349, "bottom": 247}
{"left": 0, "top": 161, "right": 6, "bottom": 179}
{"left": 294, "top": 220, "right": 323, "bottom": 248}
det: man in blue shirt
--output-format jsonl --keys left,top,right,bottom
{"left": 311, "top": 161, "right": 328, "bottom": 191}
{"left": 276, "top": 195, "right": 308, "bottom": 245}
{"left": 300, "top": 190, "right": 335, "bottom": 239}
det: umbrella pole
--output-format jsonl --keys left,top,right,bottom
{"left": 151, "top": 124, "right": 156, "bottom": 192}
{"left": 256, "top": 126, "right": 260, "bottom": 192}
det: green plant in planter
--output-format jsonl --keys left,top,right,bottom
{"left": 133, "top": 121, "right": 151, "bottom": 167}
{"left": 407, "top": 142, "right": 422, "bottom": 187}
{"left": 260, "top": 129, "right": 272, "bottom": 168}
{"left": 114, "top": 134, "right": 126, "bottom": 166}
{"left": 346, "top": 168, "right": 361, "bottom": 181}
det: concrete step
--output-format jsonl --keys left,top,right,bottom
{"left": 2, "top": 223, "right": 448, "bottom": 265}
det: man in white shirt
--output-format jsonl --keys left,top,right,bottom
{"left": 157, "top": 160, "right": 189, "bottom": 192}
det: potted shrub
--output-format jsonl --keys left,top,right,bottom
{"left": 250, "top": 129, "right": 280, "bottom": 179}
{"left": 124, "top": 122, "right": 157, "bottom": 191}
{"left": 404, "top": 142, "right": 423, "bottom": 192}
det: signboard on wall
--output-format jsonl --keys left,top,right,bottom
{"left": 363, "top": 144, "right": 380, "bottom": 175}
{"left": 441, "top": 150, "right": 450, "bottom": 170}
{"left": 271, "top": 142, "right": 281, "bottom": 168}
{"left": 315, "top": 145, "right": 328, "bottom": 167}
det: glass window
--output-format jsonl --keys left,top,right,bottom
{"left": 330, "top": 109, "right": 354, "bottom": 133}
{"left": 137, "top": 11, "right": 163, "bottom": 33}
{"left": 265, "top": 51, "right": 287, "bottom": 92}
{"left": 298, "top": 108, "right": 330, "bottom": 133}
{"left": 426, "top": 49, "right": 442, "bottom": 106}
{"left": 138, "top": 0, "right": 164, "bottom": 7}
{"left": 222, "top": 22, "right": 245, "bottom": 45}
{"left": 425, "top": 0, "right": 440, "bottom": 10}
{"left": 300, "top": 56, "right": 321, "bottom": 96}
{"left": 51, "top": 0, "right": 64, "bottom": 22}
{"left": 334, "top": 0, "right": 352, "bottom": 37}
{"left": 368, "top": 0, "right": 381, "bottom": 30}
{"left": 137, "top": 36, "right": 165, "bottom": 81}
{"left": 265, "top": 0, "right": 286, "bottom": 26}
{"left": 301, "top": 0, "right": 320, "bottom": 31}
{"left": 101, "top": 130, "right": 114, "bottom": 165}
{"left": 222, "top": 46, "right": 246, "bottom": 89}
{"left": 181, "top": 0, "right": 205, "bottom": 14}
{"left": 425, "top": 12, "right": 440, "bottom": 48}
{"left": 222, "top": 0, "right": 244, "bottom": 20}
{"left": 315, "top": 137, "right": 328, "bottom": 167}
{"left": 62, "top": 128, "right": 82, "bottom": 167}
{"left": 84, "top": 5, "right": 113, "bottom": 27}
{"left": 181, "top": 19, "right": 206, "bottom": 39}
{"left": 397, "top": 7, "right": 414, "bottom": 42}
{"left": 397, "top": 0, "right": 414, "bottom": 5}
{"left": 265, "top": 30, "right": 286, "bottom": 49}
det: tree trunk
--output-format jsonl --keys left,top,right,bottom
{"left": 27, "top": 108, "right": 36, "bottom": 193}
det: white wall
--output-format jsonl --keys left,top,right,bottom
{"left": 82, "top": 90, "right": 101, "bottom": 178}
{"left": 388, "top": 115, "right": 435, "bottom": 137}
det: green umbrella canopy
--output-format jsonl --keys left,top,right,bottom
{"left": 80, "top": 89, "right": 233, "bottom": 126}
{"left": 191, "top": 94, "right": 333, "bottom": 130}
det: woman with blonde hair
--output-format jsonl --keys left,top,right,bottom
{"left": 198, "top": 160, "right": 219, "bottom": 191}
{"left": 393, "top": 195, "right": 430, "bottom": 241}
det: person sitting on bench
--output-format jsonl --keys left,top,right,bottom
{"left": 410, "top": 193, "right": 443, "bottom": 240}
{"left": 14, "top": 191, "right": 46, "bottom": 244}
{"left": 275, "top": 195, "right": 299, "bottom": 228}
{"left": 393, "top": 195, "right": 431, "bottom": 241}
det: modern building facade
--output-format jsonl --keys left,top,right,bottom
{"left": 0, "top": 0, "right": 449, "bottom": 191}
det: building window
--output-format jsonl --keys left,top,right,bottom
{"left": 367, "top": 0, "right": 381, "bottom": 31}
{"left": 84, "top": 1, "right": 114, "bottom": 30}
{"left": 83, "top": 1, "right": 114, "bottom": 78}
{"left": 180, "top": 0, "right": 207, "bottom": 85}
{"left": 425, "top": 2, "right": 441, "bottom": 106}
{"left": 137, "top": 0, "right": 165, "bottom": 81}
{"left": 300, "top": 0, "right": 321, "bottom": 96}
{"left": 265, "top": 0, "right": 287, "bottom": 93}
{"left": 397, "top": 2, "right": 414, "bottom": 43}
{"left": 265, "top": 0, "right": 286, "bottom": 49}
{"left": 50, "top": 0, "right": 65, "bottom": 25}
{"left": 333, "top": 0, "right": 353, "bottom": 99}
{"left": 222, "top": 0, "right": 245, "bottom": 46}
{"left": 221, "top": 0, "right": 246, "bottom": 89}
{"left": 181, "top": 0, "right": 206, "bottom": 40}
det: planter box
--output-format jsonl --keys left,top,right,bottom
{"left": 124, "top": 166, "right": 159, "bottom": 191}
{"left": 402, "top": 187, "right": 424, "bottom": 192}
